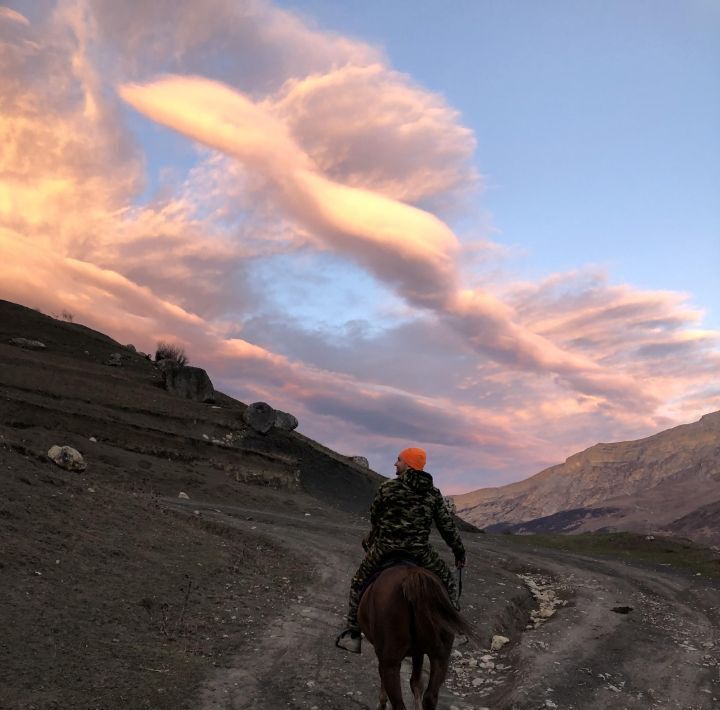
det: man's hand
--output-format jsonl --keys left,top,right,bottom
{"left": 455, "top": 557, "right": 466, "bottom": 568}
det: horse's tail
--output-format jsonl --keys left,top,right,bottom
{"left": 401, "top": 568, "right": 474, "bottom": 648}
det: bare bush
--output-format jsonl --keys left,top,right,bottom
{"left": 155, "top": 341, "right": 188, "bottom": 367}
{"left": 60, "top": 310, "right": 74, "bottom": 323}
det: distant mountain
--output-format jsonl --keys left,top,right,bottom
{"left": 454, "top": 412, "right": 720, "bottom": 544}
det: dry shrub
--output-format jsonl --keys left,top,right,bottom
{"left": 155, "top": 341, "right": 188, "bottom": 367}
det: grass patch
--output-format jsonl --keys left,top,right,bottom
{"left": 496, "top": 531, "right": 720, "bottom": 578}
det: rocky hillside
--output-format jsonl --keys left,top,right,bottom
{"left": 454, "top": 412, "right": 720, "bottom": 543}
{"left": 0, "top": 298, "right": 385, "bottom": 511}
{"left": 0, "top": 299, "right": 386, "bottom": 709}
{"left": 0, "top": 298, "right": 480, "bottom": 709}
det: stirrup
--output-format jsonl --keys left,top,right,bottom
{"left": 335, "top": 629, "right": 362, "bottom": 654}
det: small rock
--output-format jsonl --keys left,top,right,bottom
{"left": 178, "top": 492, "right": 190, "bottom": 500}
{"left": 105, "top": 352, "right": 123, "bottom": 367}
{"left": 9, "top": 337, "right": 46, "bottom": 350}
{"left": 349, "top": 456, "right": 369, "bottom": 468}
{"left": 88, "top": 436, "right": 97, "bottom": 442}
{"left": 490, "top": 635, "right": 510, "bottom": 651}
{"left": 47, "top": 445, "right": 86, "bottom": 472}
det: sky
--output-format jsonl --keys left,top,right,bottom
{"left": 1, "top": 0, "right": 718, "bottom": 493}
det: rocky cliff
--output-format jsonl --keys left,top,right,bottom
{"left": 454, "top": 412, "right": 720, "bottom": 542}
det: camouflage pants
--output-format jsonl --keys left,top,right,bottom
{"left": 346, "top": 545, "right": 456, "bottom": 632}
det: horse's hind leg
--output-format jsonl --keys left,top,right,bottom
{"left": 410, "top": 653, "right": 424, "bottom": 710}
{"left": 377, "top": 677, "right": 388, "bottom": 710}
{"left": 422, "top": 655, "right": 450, "bottom": 710}
{"left": 379, "top": 660, "right": 406, "bottom": 710}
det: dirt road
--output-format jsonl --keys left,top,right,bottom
{"left": 164, "top": 499, "right": 720, "bottom": 710}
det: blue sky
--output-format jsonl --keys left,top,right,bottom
{"left": 277, "top": 0, "right": 720, "bottom": 325}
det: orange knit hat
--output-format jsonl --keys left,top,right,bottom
{"left": 399, "top": 447, "right": 427, "bottom": 471}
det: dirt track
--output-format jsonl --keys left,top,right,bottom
{"left": 164, "top": 499, "right": 720, "bottom": 710}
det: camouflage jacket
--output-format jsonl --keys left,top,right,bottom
{"left": 366, "top": 468, "right": 465, "bottom": 560}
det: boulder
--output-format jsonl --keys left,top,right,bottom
{"left": 243, "top": 402, "right": 276, "bottom": 434}
{"left": 105, "top": 352, "right": 123, "bottom": 367}
{"left": 274, "top": 410, "right": 299, "bottom": 431}
{"left": 163, "top": 365, "right": 215, "bottom": 403}
{"left": 124, "top": 344, "right": 136, "bottom": 352}
{"left": 47, "top": 445, "right": 86, "bottom": 472}
{"left": 9, "top": 337, "right": 46, "bottom": 350}
{"left": 349, "top": 456, "right": 369, "bottom": 468}
{"left": 156, "top": 358, "right": 181, "bottom": 374}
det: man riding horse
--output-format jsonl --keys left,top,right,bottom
{"left": 336, "top": 447, "right": 466, "bottom": 654}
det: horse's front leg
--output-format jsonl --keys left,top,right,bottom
{"left": 410, "top": 653, "right": 424, "bottom": 710}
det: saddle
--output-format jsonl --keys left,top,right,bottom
{"left": 359, "top": 551, "right": 419, "bottom": 600}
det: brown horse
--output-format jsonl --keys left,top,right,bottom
{"left": 358, "top": 564, "right": 471, "bottom": 710}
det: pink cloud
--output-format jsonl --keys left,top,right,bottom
{"left": 272, "top": 64, "right": 478, "bottom": 206}
{"left": 119, "top": 74, "right": 662, "bottom": 410}
{"left": 0, "top": 6, "right": 30, "bottom": 26}
{"left": 87, "top": 0, "right": 380, "bottom": 90}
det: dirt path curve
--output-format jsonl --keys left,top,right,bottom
{"left": 165, "top": 500, "right": 476, "bottom": 710}
{"left": 164, "top": 500, "right": 720, "bottom": 710}
{"left": 475, "top": 537, "right": 720, "bottom": 709}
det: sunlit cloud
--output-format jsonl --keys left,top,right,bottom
{"left": 119, "top": 74, "right": 664, "bottom": 411}
{"left": 0, "top": 6, "right": 30, "bottom": 26}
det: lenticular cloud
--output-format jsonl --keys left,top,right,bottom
{"left": 120, "top": 74, "right": 661, "bottom": 409}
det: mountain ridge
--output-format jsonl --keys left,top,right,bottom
{"left": 454, "top": 411, "right": 720, "bottom": 543}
